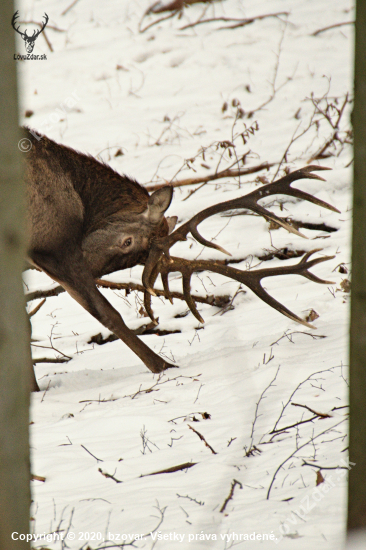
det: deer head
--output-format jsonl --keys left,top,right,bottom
{"left": 12, "top": 11, "right": 49, "bottom": 54}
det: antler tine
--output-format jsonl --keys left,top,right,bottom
{"left": 297, "top": 249, "right": 336, "bottom": 285}
{"left": 264, "top": 168, "right": 341, "bottom": 214}
{"left": 153, "top": 250, "right": 335, "bottom": 329}
{"left": 182, "top": 273, "right": 205, "bottom": 324}
{"left": 161, "top": 270, "right": 173, "bottom": 304}
{"left": 143, "top": 262, "right": 160, "bottom": 325}
{"left": 142, "top": 247, "right": 164, "bottom": 296}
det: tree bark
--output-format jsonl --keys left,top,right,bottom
{"left": 348, "top": 0, "right": 366, "bottom": 537}
{"left": 0, "top": 1, "right": 32, "bottom": 549}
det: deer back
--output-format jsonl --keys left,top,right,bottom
{"left": 25, "top": 131, "right": 173, "bottom": 278}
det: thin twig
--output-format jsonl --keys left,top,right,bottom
{"left": 145, "top": 162, "right": 274, "bottom": 191}
{"left": 188, "top": 424, "right": 217, "bottom": 454}
{"left": 32, "top": 356, "right": 70, "bottom": 365}
{"left": 81, "top": 444, "right": 104, "bottom": 463}
{"left": 31, "top": 473, "right": 46, "bottom": 482}
{"left": 248, "top": 365, "right": 280, "bottom": 451}
{"left": 302, "top": 460, "right": 350, "bottom": 470}
{"left": 270, "top": 330, "right": 326, "bottom": 346}
{"left": 98, "top": 468, "right": 122, "bottom": 484}
{"left": 26, "top": 286, "right": 65, "bottom": 302}
{"left": 28, "top": 298, "right": 46, "bottom": 317}
{"left": 96, "top": 278, "right": 231, "bottom": 308}
{"left": 140, "top": 462, "right": 197, "bottom": 477}
{"left": 271, "top": 366, "right": 343, "bottom": 433}
{"left": 220, "top": 479, "right": 243, "bottom": 513}
{"left": 291, "top": 402, "right": 332, "bottom": 419}
{"left": 61, "top": 0, "right": 81, "bottom": 16}
{"left": 40, "top": 380, "right": 51, "bottom": 403}
{"left": 179, "top": 12, "right": 288, "bottom": 31}
{"left": 312, "top": 21, "right": 354, "bottom": 36}
{"left": 266, "top": 419, "right": 346, "bottom": 499}
{"left": 269, "top": 415, "right": 319, "bottom": 435}
{"left": 139, "top": 10, "right": 179, "bottom": 33}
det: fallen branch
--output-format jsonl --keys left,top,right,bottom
{"left": 145, "top": 162, "right": 274, "bottom": 191}
{"left": 248, "top": 365, "right": 280, "bottom": 451}
{"left": 269, "top": 415, "right": 319, "bottom": 436}
{"left": 270, "top": 330, "right": 326, "bottom": 346}
{"left": 61, "top": 0, "right": 81, "bottom": 16}
{"left": 291, "top": 402, "right": 332, "bottom": 419}
{"left": 26, "top": 286, "right": 65, "bottom": 303}
{"left": 302, "top": 460, "right": 350, "bottom": 470}
{"left": 220, "top": 479, "right": 243, "bottom": 513}
{"left": 271, "top": 366, "right": 343, "bottom": 433}
{"left": 140, "top": 462, "right": 197, "bottom": 477}
{"left": 81, "top": 444, "right": 104, "bottom": 463}
{"left": 79, "top": 397, "right": 119, "bottom": 403}
{"left": 96, "top": 278, "right": 231, "bottom": 308}
{"left": 123, "top": 373, "right": 202, "bottom": 400}
{"left": 266, "top": 419, "right": 346, "bottom": 499}
{"left": 179, "top": 12, "right": 288, "bottom": 31}
{"left": 307, "top": 93, "right": 351, "bottom": 162}
{"left": 32, "top": 356, "right": 70, "bottom": 365}
{"left": 26, "top": 279, "right": 231, "bottom": 309}
{"left": 31, "top": 342, "right": 71, "bottom": 361}
{"left": 188, "top": 424, "right": 217, "bottom": 454}
{"left": 28, "top": 298, "right": 46, "bottom": 318}
{"left": 139, "top": 0, "right": 223, "bottom": 33}
{"left": 139, "top": 9, "right": 178, "bottom": 33}
{"left": 312, "top": 21, "right": 354, "bottom": 36}
{"left": 31, "top": 474, "right": 46, "bottom": 482}
{"left": 176, "top": 493, "right": 204, "bottom": 505}
{"left": 98, "top": 468, "right": 122, "bottom": 483}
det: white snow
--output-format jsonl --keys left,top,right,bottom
{"left": 17, "top": 0, "right": 355, "bottom": 548}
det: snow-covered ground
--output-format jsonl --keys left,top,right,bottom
{"left": 18, "top": 0, "right": 354, "bottom": 548}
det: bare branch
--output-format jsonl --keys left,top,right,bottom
{"left": 219, "top": 479, "right": 243, "bottom": 513}
{"left": 188, "top": 424, "right": 217, "bottom": 454}
{"left": 312, "top": 21, "right": 354, "bottom": 36}
{"left": 291, "top": 402, "right": 332, "bottom": 419}
{"left": 267, "top": 419, "right": 346, "bottom": 499}
{"left": 145, "top": 162, "right": 275, "bottom": 191}
{"left": 140, "top": 462, "right": 197, "bottom": 477}
{"left": 179, "top": 12, "right": 289, "bottom": 31}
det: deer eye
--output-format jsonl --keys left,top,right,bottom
{"left": 123, "top": 238, "right": 132, "bottom": 248}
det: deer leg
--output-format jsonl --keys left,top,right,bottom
{"left": 30, "top": 249, "right": 175, "bottom": 375}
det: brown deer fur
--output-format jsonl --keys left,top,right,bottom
{"left": 26, "top": 131, "right": 176, "bottom": 391}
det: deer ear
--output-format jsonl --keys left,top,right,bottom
{"left": 166, "top": 216, "right": 178, "bottom": 234}
{"left": 145, "top": 186, "right": 173, "bottom": 224}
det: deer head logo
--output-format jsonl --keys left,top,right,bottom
{"left": 12, "top": 11, "right": 49, "bottom": 54}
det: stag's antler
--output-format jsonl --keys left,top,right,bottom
{"left": 142, "top": 166, "right": 340, "bottom": 328}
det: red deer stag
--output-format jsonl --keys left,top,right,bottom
{"left": 25, "top": 129, "right": 339, "bottom": 392}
